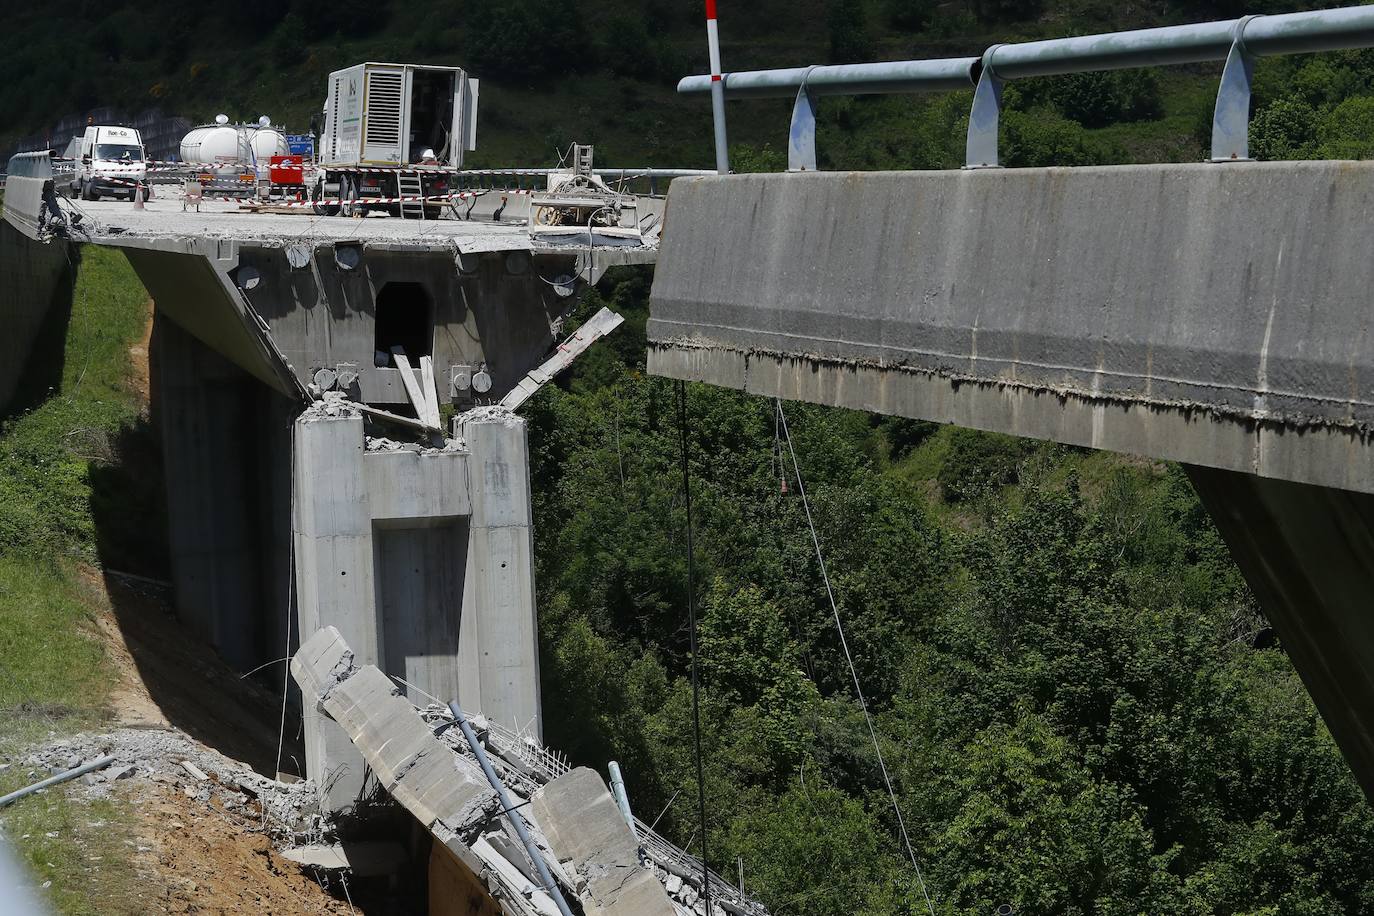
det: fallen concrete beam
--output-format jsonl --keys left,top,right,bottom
{"left": 291, "top": 627, "right": 499, "bottom": 846}
{"left": 531, "top": 767, "right": 677, "bottom": 916}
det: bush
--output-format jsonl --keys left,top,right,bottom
{"left": 1250, "top": 96, "right": 1318, "bottom": 161}
{"left": 884, "top": 0, "right": 935, "bottom": 30}
{"left": 461, "top": 0, "right": 592, "bottom": 82}
{"left": 973, "top": 0, "right": 1043, "bottom": 23}
{"left": 828, "top": 0, "right": 875, "bottom": 63}
{"left": 1018, "top": 70, "right": 1162, "bottom": 128}
{"left": 1001, "top": 108, "right": 1122, "bottom": 167}
{"left": 937, "top": 427, "right": 1036, "bottom": 502}
{"left": 291, "top": 0, "right": 390, "bottom": 38}
{"left": 1315, "top": 95, "right": 1374, "bottom": 160}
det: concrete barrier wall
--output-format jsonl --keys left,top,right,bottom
{"left": 648, "top": 163, "right": 1374, "bottom": 493}
{"left": 0, "top": 220, "right": 73, "bottom": 414}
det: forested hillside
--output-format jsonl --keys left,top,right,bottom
{"left": 8, "top": 0, "right": 1374, "bottom": 168}
{"left": 526, "top": 271, "right": 1374, "bottom": 914}
{"left": 8, "top": 0, "right": 1374, "bottom": 913}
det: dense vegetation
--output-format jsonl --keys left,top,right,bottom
{"left": 8, "top": 0, "right": 1374, "bottom": 913}
{"left": 526, "top": 272, "right": 1374, "bottom": 915}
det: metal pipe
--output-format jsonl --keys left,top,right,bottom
{"left": 607, "top": 761, "right": 637, "bottom": 839}
{"left": 0, "top": 755, "right": 116, "bottom": 809}
{"left": 984, "top": 21, "right": 1238, "bottom": 79}
{"left": 1244, "top": 6, "right": 1374, "bottom": 56}
{"left": 679, "top": 3, "right": 1374, "bottom": 95}
{"left": 679, "top": 58, "right": 979, "bottom": 98}
{"left": 705, "top": 0, "right": 731, "bottom": 173}
{"left": 447, "top": 701, "right": 574, "bottom": 916}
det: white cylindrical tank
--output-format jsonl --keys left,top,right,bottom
{"left": 247, "top": 128, "right": 290, "bottom": 162}
{"left": 180, "top": 125, "right": 247, "bottom": 164}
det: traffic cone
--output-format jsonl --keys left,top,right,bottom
{"left": 133, "top": 182, "right": 145, "bottom": 210}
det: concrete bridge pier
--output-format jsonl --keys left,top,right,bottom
{"left": 1188, "top": 467, "right": 1374, "bottom": 781}
{"left": 151, "top": 314, "right": 295, "bottom": 671}
{"left": 292, "top": 402, "right": 540, "bottom": 813}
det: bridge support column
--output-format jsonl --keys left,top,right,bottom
{"left": 292, "top": 403, "right": 540, "bottom": 814}
{"left": 459, "top": 412, "right": 542, "bottom": 741}
{"left": 1187, "top": 466, "right": 1374, "bottom": 804}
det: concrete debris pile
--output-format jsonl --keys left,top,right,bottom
{"left": 293, "top": 627, "right": 770, "bottom": 916}
{"left": 416, "top": 706, "right": 766, "bottom": 916}
{"left": 366, "top": 434, "right": 466, "bottom": 454}
{"left": 0, "top": 728, "right": 326, "bottom": 844}
{"left": 301, "top": 390, "right": 358, "bottom": 421}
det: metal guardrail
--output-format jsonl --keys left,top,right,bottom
{"left": 679, "top": 4, "right": 1374, "bottom": 169}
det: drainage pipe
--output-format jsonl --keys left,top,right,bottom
{"left": 0, "top": 756, "right": 116, "bottom": 809}
{"left": 448, "top": 701, "right": 574, "bottom": 916}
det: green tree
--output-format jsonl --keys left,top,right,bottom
{"left": 726, "top": 781, "right": 915, "bottom": 916}
{"left": 1315, "top": 95, "right": 1374, "bottom": 159}
{"left": 828, "top": 0, "right": 875, "bottom": 63}
{"left": 1250, "top": 96, "right": 1319, "bottom": 160}
{"left": 884, "top": 0, "right": 935, "bottom": 30}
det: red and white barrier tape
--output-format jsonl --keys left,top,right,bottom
{"left": 256, "top": 188, "right": 533, "bottom": 208}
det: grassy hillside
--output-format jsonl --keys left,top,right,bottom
{"left": 0, "top": 246, "right": 160, "bottom": 913}
{"left": 6, "top": 0, "right": 1368, "bottom": 169}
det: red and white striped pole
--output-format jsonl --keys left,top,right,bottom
{"left": 706, "top": 0, "right": 731, "bottom": 173}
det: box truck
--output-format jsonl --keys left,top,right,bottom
{"left": 313, "top": 62, "right": 479, "bottom": 218}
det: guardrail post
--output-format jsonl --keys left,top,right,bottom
{"left": 965, "top": 53, "right": 1004, "bottom": 169}
{"left": 1210, "top": 16, "right": 1258, "bottom": 162}
{"left": 789, "top": 70, "right": 820, "bottom": 171}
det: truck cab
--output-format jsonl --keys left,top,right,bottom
{"left": 71, "top": 125, "right": 147, "bottom": 201}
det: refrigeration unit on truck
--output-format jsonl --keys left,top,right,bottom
{"left": 313, "top": 62, "right": 479, "bottom": 218}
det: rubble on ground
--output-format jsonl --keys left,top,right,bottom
{"left": 0, "top": 728, "right": 325, "bottom": 844}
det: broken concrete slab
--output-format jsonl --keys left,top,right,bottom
{"left": 291, "top": 626, "right": 499, "bottom": 841}
{"left": 282, "top": 841, "right": 409, "bottom": 876}
{"left": 531, "top": 767, "right": 676, "bottom": 916}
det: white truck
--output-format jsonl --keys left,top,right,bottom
{"left": 313, "top": 62, "right": 479, "bottom": 218}
{"left": 66, "top": 125, "right": 147, "bottom": 201}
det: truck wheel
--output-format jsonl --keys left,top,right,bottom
{"left": 311, "top": 179, "right": 339, "bottom": 217}
{"left": 80, "top": 180, "right": 93, "bottom": 201}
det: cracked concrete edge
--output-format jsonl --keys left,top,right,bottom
{"left": 531, "top": 767, "right": 676, "bottom": 916}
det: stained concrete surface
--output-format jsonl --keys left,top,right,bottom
{"left": 291, "top": 401, "right": 540, "bottom": 812}
{"left": 648, "top": 163, "right": 1374, "bottom": 494}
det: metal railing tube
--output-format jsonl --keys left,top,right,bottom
{"left": 447, "top": 700, "right": 575, "bottom": 916}
{"left": 674, "top": 2, "right": 1374, "bottom": 172}
{"left": 983, "top": 21, "right": 1238, "bottom": 80}
{"left": 678, "top": 58, "right": 980, "bottom": 99}
{"left": 1243, "top": 6, "right": 1374, "bottom": 56}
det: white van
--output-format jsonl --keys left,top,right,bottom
{"left": 69, "top": 125, "right": 147, "bottom": 201}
